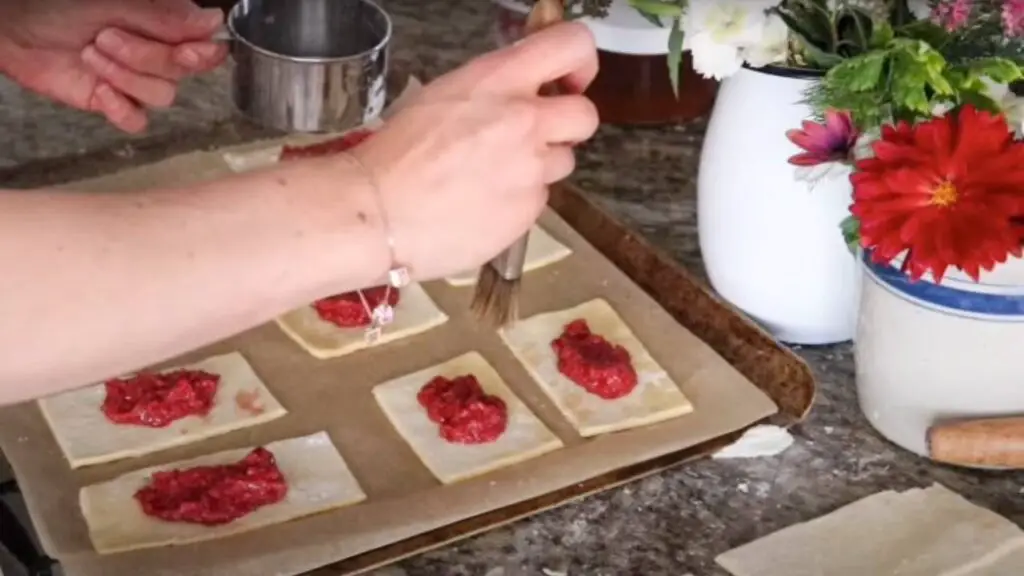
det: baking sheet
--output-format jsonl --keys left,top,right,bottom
{"left": 0, "top": 138, "right": 778, "bottom": 576}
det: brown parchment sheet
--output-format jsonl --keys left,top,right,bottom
{"left": 0, "top": 139, "right": 778, "bottom": 576}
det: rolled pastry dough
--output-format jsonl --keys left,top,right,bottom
{"left": 499, "top": 298, "right": 693, "bottom": 437}
{"left": 445, "top": 226, "right": 572, "bottom": 286}
{"left": 372, "top": 351, "right": 564, "bottom": 484}
{"left": 222, "top": 146, "right": 281, "bottom": 173}
{"left": 39, "top": 352, "right": 286, "bottom": 469}
{"left": 715, "top": 484, "right": 1024, "bottom": 576}
{"left": 277, "top": 283, "right": 448, "bottom": 359}
{"left": 80, "top": 431, "right": 366, "bottom": 554}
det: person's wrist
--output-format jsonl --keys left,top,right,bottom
{"left": 340, "top": 150, "right": 414, "bottom": 286}
{"left": 263, "top": 157, "right": 392, "bottom": 298}
{"left": 329, "top": 156, "right": 394, "bottom": 286}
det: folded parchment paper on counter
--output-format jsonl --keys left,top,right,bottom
{"left": 0, "top": 77, "right": 778, "bottom": 576}
{"left": 716, "top": 484, "right": 1024, "bottom": 576}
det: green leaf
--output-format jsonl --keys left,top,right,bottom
{"left": 635, "top": 8, "right": 664, "bottom": 28}
{"left": 839, "top": 215, "right": 861, "bottom": 255}
{"left": 889, "top": 51, "right": 932, "bottom": 115}
{"left": 957, "top": 89, "right": 1003, "bottom": 114}
{"left": 774, "top": 7, "right": 843, "bottom": 67}
{"left": 827, "top": 51, "right": 888, "bottom": 92}
{"left": 667, "top": 18, "right": 684, "bottom": 99}
{"left": 870, "top": 21, "right": 894, "bottom": 48}
{"left": 889, "top": 0, "right": 914, "bottom": 27}
{"left": 774, "top": 4, "right": 837, "bottom": 53}
{"left": 835, "top": 8, "right": 874, "bottom": 56}
{"left": 896, "top": 41, "right": 955, "bottom": 96}
{"left": 799, "top": 35, "right": 847, "bottom": 68}
{"left": 968, "top": 57, "right": 1024, "bottom": 84}
{"left": 896, "top": 21, "right": 951, "bottom": 52}
{"left": 628, "top": 0, "right": 683, "bottom": 18}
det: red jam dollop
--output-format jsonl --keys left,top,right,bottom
{"left": 313, "top": 285, "right": 400, "bottom": 328}
{"left": 102, "top": 370, "right": 220, "bottom": 427}
{"left": 551, "top": 319, "right": 638, "bottom": 400}
{"left": 134, "top": 447, "right": 288, "bottom": 526}
{"left": 279, "top": 128, "right": 374, "bottom": 160}
{"left": 416, "top": 374, "right": 508, "bottom": 444}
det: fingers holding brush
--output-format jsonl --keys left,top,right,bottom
{"left": 436, "top": 21, "right": 598, "bottom": 100}
{"left": 501, "top": 22, "right": 599, "bottom": 96}
{"left": 532, "top": 93, "right": 600, "bottom": 146}
{"left": 542, "top": 145, "right": 578, "bottom": 184}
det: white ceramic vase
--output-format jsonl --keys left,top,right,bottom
{"left": 697, "top": 66, "right": 858, "bottom": 345}
{"left": 856, "top": 253, "right": 1024, "bottom": 460}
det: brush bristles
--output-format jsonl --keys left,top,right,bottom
{"left": 471, "top": 265, "right": 521, "bottom": 327}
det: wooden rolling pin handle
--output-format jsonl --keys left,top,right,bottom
{"left": 927, "top": 416, "right": 1024, "bottom": 469}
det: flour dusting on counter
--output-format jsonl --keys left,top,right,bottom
{"left": 713, "top": 425, "right": 794, "bottom": 459}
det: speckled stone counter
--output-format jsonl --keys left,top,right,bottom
{"left": 0, "top": 1, "right": 1022, "bottom": 575}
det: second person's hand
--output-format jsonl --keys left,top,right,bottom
{"left": 0, "top": 0, "right": 226, "bottom": 133}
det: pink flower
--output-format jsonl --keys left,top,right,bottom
{"left": 786, "top": 109, "right": 860, "bottom": 167}
{"left": 932, "top": 0, "right": 972, "bottom": 31}
{"left": 1003, "top": 0, "right": 1024, "bottom": 36}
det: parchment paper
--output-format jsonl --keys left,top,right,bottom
{"left": 0, "top": 102, "right": 777, "bottom": 576}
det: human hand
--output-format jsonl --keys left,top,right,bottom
{"left": 351, "top": 22, "right": 600, "bottom": 282}
{"left": 0, "top": 0, "right": 226, "bottom": 133}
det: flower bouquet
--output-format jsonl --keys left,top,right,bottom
{"left": 603, "top": 0, "right": 1024, "bottom": 278}
{"left": 780, "top": 2, "right": 1024, "bottom": 284}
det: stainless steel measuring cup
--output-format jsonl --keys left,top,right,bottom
{"left": 217, "top": 0, "right": 392, "bottom": 133}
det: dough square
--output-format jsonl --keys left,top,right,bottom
{"left": 715, "top": 484, "right": 1024, "bottom": 576}
{"left": 445, "top": 225, "right": 572, "bottom": 286}
{"left": 80, "top": 431, "right": 366, "bottom": 554}
{"left": 372, "top": 351, "right": 564, "bottom": 484}
{"left": 499, "top": 298, "right": 694, "bottom": 437}
{"left": 39, "top": 352, "right": 287, "bottom": 469}
{"left": 276, "top": 283, "right": 448, "bottom": 359}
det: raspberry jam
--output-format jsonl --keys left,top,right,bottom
{"left": 279, "top": 128, "right": 374, "bottom": 160}
{"left": 134, "top": 447, "right": 288, "bottom": 526}
{"left": 313, "top": 285, "right": 400, "bottom": 328}
{"left": 101, "top": 370, "right": 220, "bottom": 427}
{"left": 551, "top": 319, "right": 638, "bottom": 399}
{"left": 416, "top": 374, "right": 508, "bottom": 444}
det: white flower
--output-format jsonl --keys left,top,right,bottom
{"left": 931, "top": 100, "right": 954, "bottom": 117}
{"left": 685, "top": 34, "right": 745, "bottom": 79}
{"left": 794, "top": 161, "right": 853, "bottom": 189}
{"left": 1002, "top": 98, "right": 1024, "bottom": 138}
{"left": 907, "top": 0, "right": 932, "bottom": 20}
{"left": 742, "top": 13, "right": 789, "bottom": 67}
{"left": 852, "top": 129, "right": 879, "bottom": 161}
{"left": 982, "top": 79, "right": 1024, "bottom": 137}
{"left": 681, "top": 0, "right": 779, "bottom": 80}
{"left": 828, "top": 0, "right": 895, "bottom": 21}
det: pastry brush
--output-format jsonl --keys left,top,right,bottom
{"left": 470, "top": 0, "right": 565, "bottom": 327}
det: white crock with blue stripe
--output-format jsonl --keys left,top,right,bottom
{"left": 855, "top": 250, "right": 1024, "bottom": 461}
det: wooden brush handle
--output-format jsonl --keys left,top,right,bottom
{"left": 526, "top": 0, "right": 565, "bottom": 97}
{"left": 927, "top": 416, "right": 1024, "bottom": 468}
{"left": 525, "top": 0, "right": 564, "bottom": 35}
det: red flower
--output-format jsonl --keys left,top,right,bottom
{"left": 786, "top": 109, "right": 860, "bottom": 166}
{"left": 851, "top": 105, "right": 1024, "bottom": 282}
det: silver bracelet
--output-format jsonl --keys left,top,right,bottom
{"left": 343, "top": 151, "right": 410, "bottom": 344}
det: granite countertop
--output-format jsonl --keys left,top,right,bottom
{"left": 1, "top": 1, "right": 1023, "bottom": 575}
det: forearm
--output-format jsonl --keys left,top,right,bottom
{"left": 0, "top": 158, "right": 388, "bottom": 404}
